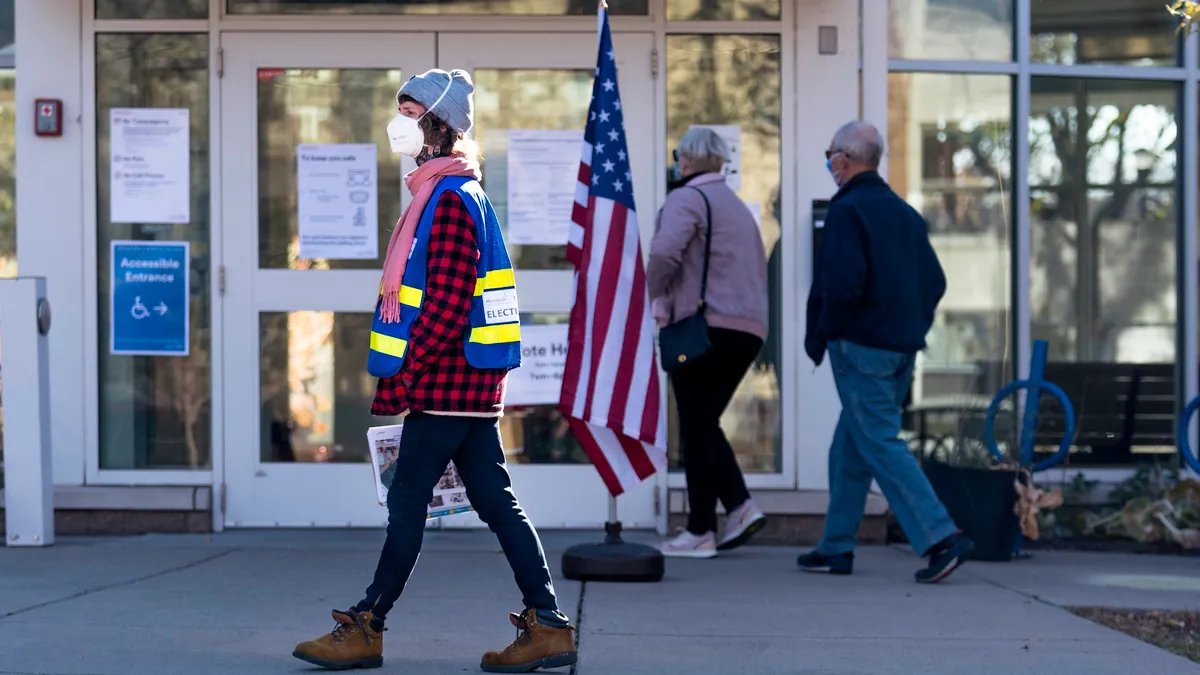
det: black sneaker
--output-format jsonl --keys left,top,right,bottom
{"left": 914, "top": 533, "right": 975, "bottom": 584}
{"left": 796, "top": 550, "right": 854, "bottom": 575}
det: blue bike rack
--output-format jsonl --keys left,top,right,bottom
{"left": 982, "top": 340, "right": 1076, "bottom": 558}
{"left": 984, "top": 339, "right": 1076, "bottom": 472}
{"left": 1177, "top": 394, "right": 1200, "bottom": 474}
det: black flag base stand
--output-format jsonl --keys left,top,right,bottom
{"left": 561, "top": 497, "right": 664, "bottom": 583}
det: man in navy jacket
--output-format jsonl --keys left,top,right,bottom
{"left": 799, "top": 120, "right": 974, "bottom": 584}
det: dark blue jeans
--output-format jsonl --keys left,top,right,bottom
{"left": 356, "top": 412, "right": 567, "bottom": 627}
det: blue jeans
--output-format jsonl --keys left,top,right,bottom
{"left": 356, "top": 412, "right": 567, "bottom": 627}
{"left": 818, "top": 340, "right": 958, "bottom": 557}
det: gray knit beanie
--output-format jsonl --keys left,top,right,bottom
{"left": 398, "top": 68, "right": 474, "bottom": 135}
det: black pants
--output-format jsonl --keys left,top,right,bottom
{"left": 670, "top": 327, "right": 762, "bottom": 535}
{"left": 355, "top": 412, "right": 566, "bottom": 627}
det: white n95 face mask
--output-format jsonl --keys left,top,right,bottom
{"left": 386, "top": 75, "right": 456, "bottom": 157}
{"left": 387, "top": 113, "right": 424, "bottom": 157}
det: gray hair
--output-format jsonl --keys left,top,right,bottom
{"left": 831, "top": 120, "right": 885, "bottom": 169}
{"left": 677, "top": 127, "right": 731, "bottom": 174}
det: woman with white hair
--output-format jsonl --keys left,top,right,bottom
{"left": 648, "top": 126, "right": 770, "bottom": 558}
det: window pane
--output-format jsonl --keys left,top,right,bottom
{"left": 260, "top": 312, "right": 398, "bottom": 463}
{"left": 474, "top": 69, "right": 593, "bottom": 271}
{"left": 97, "top": 34, "right": 211, "bottom": 470}
{"left": 667, "top": 0, "right": 781, "bottom": 21}
{"left": 1030, "top": 80, "right": 1178, "bottom": 360}
{"left": 0, "top": 0, "right": 13, "bottom": 55}
{"left": 666, "top": 35, "right": 782, "bottom": 474}
{"left": 0, "top": 71, "right": 14, "bottom": 278}
{"left": 1030, "top": 78, "right": 1177, "bottom": 464}
{"left": 1031, "top": 0, "right": 1178, "bottom": 66}
{"left": 889, "top": 0, "right": 1014, "bottom": 61}
{"left": 97, "top": 0, "right": 208, "bottom": 19}
{"left": 258, "top": 69, "right": 404, "bottom": 270}
{"left": 501, "top": 314, "right": 589, "bottom": 465}
{"left": 887, "top": 73, "right": 1013, "bottom": 411}
{"left": 228, "top": 0, "right": 647, "bottom": 15}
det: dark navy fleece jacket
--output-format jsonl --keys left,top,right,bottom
{"left": 804, "top": 171, "right": 946, "bottom": 364}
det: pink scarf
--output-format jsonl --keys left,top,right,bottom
{"left": 378, "top": 156, "right": 481, "bottom": 323}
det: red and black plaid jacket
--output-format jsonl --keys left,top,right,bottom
{"left": 371, "top": 189, "right": 508, "bottom": 417}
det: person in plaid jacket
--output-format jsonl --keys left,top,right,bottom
{"left": 293, "top": 69, "right": 576, "bottom": 674}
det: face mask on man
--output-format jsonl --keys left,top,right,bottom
{"left": 826, "top": 153, "right": 846, "bottom": 187}
{"left": 386, "top": 76, "right": 455, "bottom": 157}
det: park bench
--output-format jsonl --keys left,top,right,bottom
{"left": 1031, "top": 362, "right": 1176, "bottom": 466}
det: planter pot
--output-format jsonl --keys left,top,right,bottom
{"left": 923, "top": 461, "right": 1020, "bottom": 562}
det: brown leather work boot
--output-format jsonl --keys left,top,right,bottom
{"left": 292, "top": 609, "right": 384, "bottom": 670}
{"left": 480, "top": 609, "right": 577, "bottom": 673}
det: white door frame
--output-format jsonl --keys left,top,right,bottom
{"left": 220, "top": 32, "right": 437, "bottom": 527}
{"left": 220, "top": 30, "right": 663, "bottom": 529}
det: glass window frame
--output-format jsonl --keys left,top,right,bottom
{"left": 887, "top": 0, "right": 1198, "bottom": 475}
{"left": 224, "top": 0, "right": 650, "bottom": 17}
{"left": 86, "top": 28, "right": 217, "bottom": 485}
{"left": 661, "top": 27, "right": 796, "bottom": 491}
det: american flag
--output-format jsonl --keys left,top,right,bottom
{"left": 558, "top": 4, "right": 668, "bottom": 496}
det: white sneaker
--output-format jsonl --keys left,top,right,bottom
{"left": 656, "top": 530, "right": 718, "bottom": 558}
{"left": 717, "top": 499, "right": 767, "bottom": 551}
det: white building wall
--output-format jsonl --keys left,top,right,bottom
{"left": 793, "top": 0, "right": 861, "bottom": 490}
{"left": 15, "top": 0, "right": 85, "bottom": 486}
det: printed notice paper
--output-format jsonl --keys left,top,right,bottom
{"left": 297, "top": 143, "right": 379, "bottom": 260}
{"left": 689, "top": 124, "right": 742, "bottom": 192}
{"left": 110, "top": 108, "right": 191, "bottom": 224}
{"left": 506, "top": 129, "right": 584, "bottom": 246}
{"left": 506, "top": 324, "right": 569, "bottom": 407}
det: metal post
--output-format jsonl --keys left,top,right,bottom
{"left": 607, "top": 494, "right": 618, "bottom": 523}
{"left": 1, "top": 277, "right": 54, "bottom": 547}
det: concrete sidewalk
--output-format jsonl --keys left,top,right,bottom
{"left": 2, "top": 530, "right": 1200, "bottom": 674}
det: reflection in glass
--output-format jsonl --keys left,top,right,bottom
{"left": 96, "top": 34, "right": 211, "bottom": 470}
{"left": 0, "top": 70, "right": 13, "bottom": 278}
{"left": 259, "top": 312, "right": 589, "bottom": 465}
{"left": 473, "top": 69, "right": 592, "bottom": 271}
{"left": 0, "top": 330, "right": 4, "bottom": 489}
{"left": 0, "top": 0, "right": 12, "bottom": 56}
{"left": 260, "top": 312, "right": 399, "bottom": 463}
{"left": 97, "top": 0, "right": 208, "bottom": 19}
{"left": 258, "top": 69, "right": 404, "bottom": 271}
{"left": 889, "top": 0, "right": 1014, "bottom": 61}
{"left": 500, "top": 313, "right": 589, "bottom": 465}
{"left": 1029, "top": 78, "right": 1178, "bottom": 363}
{"left": 1031, "top": 0, "right": 1177, "bottom": 66}
{"left": 667, "top": 0, "right": 780, "bottom": 21}
{"left": 228, "top": 0, "right": 647, "bottom": 15}
{"left": 887, "top": 73, "right": 1013, "bottom": 403}
{"left": 666, "top": 35, "right": 782, "bottom": 474}
{"left": 0, "top": 66, "right": 9, "bottom": 488}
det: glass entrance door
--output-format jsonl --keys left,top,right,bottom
{"left": 221, "top": 31, "right": 661, "bottom": 529}
{"left": 221, "top": 33, "right": 435, "bottom": 527}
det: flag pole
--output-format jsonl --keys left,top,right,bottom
{"left": 558, "top": 0, "right": 663, "bottom": 583}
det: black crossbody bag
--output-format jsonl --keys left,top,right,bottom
{"left": 658, "top": 186, "right": 713, "bottom": 373}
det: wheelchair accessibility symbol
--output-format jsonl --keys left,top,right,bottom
{"left": 130, "top": 297, "right": 170, "bottom": 320}
{"left": 131, "top": 296, "right": 150, "bottom": 320}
